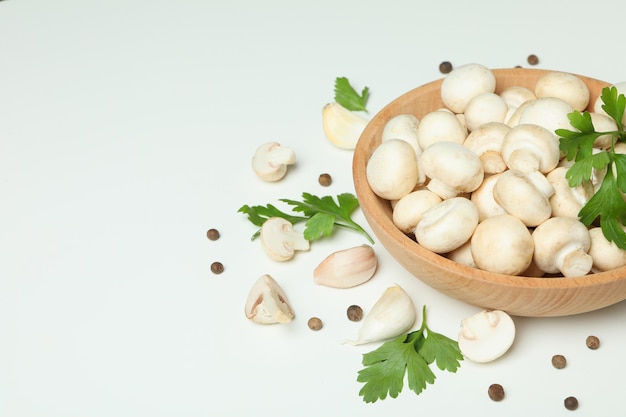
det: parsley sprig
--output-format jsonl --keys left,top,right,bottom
{"left": 357, "top": 305, "right": 462, "bottom": 403}
{"left": 334, "top": 77, "right": 370, "bottom": 112}
{"left": 238, "top": 192, "right": 374, "bottom": 244}
{"left": 556, "top": 86, "right": 626, "bottom": 249}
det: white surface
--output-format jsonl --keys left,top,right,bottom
{"left": 1, "top": 1, "right": 625, "bottom": 416}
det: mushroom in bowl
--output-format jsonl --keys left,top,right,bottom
{"left": 352, "top": 66, "right": 626, "bottom": 317}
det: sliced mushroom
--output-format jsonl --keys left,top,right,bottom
{"left": 252, "top": 142, "right": 296, "bottom": 182}
{"left": 458, "top": 310, "right": 516, "bottom": 363}
{"left": 260, "top": 217, "right": 310, "bottom": 261}
{"left": 244, "top": 274, "right": 295, "bottom": 324}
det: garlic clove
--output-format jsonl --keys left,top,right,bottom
{"left": 244, "top": 274, "right": 295, "bottom": 324}
{"left": 313, "top": 245, "right": 377, "bottom": 288}
{"left": 322, "top": 102, "right": 369, "bottom": 149}
{"left": 346, "top": 284, "right": 417, "bottom": 345}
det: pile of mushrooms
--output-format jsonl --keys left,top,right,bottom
{"left": 366, "top": 63, "right": 626, "bottom": 277}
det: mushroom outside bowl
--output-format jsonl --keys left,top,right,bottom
{"left": 352, "top": 67, "right": 626, "bottom": 317}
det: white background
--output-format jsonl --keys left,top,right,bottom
{"left": 2, "top": 1, "right": 626, "bottom": 416}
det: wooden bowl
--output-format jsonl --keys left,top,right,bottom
{"left": 353, "top": 67, "right": 626, "bottom": 317}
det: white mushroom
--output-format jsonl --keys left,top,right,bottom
{"left": 260, "top": 217, "right": 310, "bottom": 261}
{"left": 366, "top": 139, "right": 419, "bottom": 200}
{"left": 500, "top": 124, "right": 561, "bottom": 174}
{"left": 244, "top": 274, "right": 295, "bottom": 324}
{"left": 470, "top": 214, "right": 534, "bottom": 275}
{"left": 445, "top": 240, "right": 477, "bottom": 268}
{"left": 414, "top": 197, "right": 479, "bottom": 254}
{"left": 499, "top": 85, "right": 536, "bottom": 109}
{"left": 588, "top": 227, "right": 626, "bottom": 273}
{"left": 470, "top": 173, "right": 507, "bottom": 221}
{"left": 463, "top": 92, "right": 508, "bottom": 132}
{"left": 321, "top": 102, "right": 368, "bottom": 149}
{"left": 382, "top": 114, "right": 421, "bottom": 156}
{"left": 532, "top": 217, "right": 593, "bottom": 277}
{"left": 457, "top": 310, "right": 516, "bottom": 363}
{"left": 441, "top": 63, "right": 496, "bottom": 113}
{"left": 593, "top": 81, "right": 626, "bottom": 126}
{"left": 588, "top": 112, "right": 618, "bottom": 150}
{"left": 546, "top": 166, "right": 594, "bottom": 219}
{"left": 420, "top": 141, "right": 484, "bottom": 199}
{"left": 392, "top": 189, "right": 442, "bottom": 235}
{"left": 534, "top": 71, "right": 590, "bottom": 111}
{"left": 517, "top": 97, "right": 574, "bottom": 133}
{"left": 492, "top": 169, "right": 552, "bottom": 227}
{"left": 251, "top": 142, "right": 296, "bottom": 182}
{"left": 463, "top": 122, "right": 510, "bottom": 174}
{"left": 414, "top": 110, "right": 467, "bottom": 150}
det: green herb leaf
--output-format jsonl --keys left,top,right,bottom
{"left": 238, "top": 192, "right": 374, "bottom": 244}
{"left": 556, "top": 86, "right": 626, "bottom": 249}
{"left": 357, "top": 306, "right": 462, "bottom": 403}
{"left": 334, "top": 77, "right": 369, "bottom": 112}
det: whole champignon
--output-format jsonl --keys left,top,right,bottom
{"left": 441, "top": 63, "right": 496, "bottom": 113}
{"left": 244, "top": 274, "right": 295, "bottom": 324}
{"left": 321, "top": 102, "right": 369, "bottom": 149}
{"left": 546, "top": 166, "right": 594, "bottom": 218}
{"left": 458, "top": 310, "right": 516, "bottom": 363}
{"left": 493, "top": 169, "right": 553, "bottom": 227}
{"left": 445, "top": 241, "right": 477, "bottom": 268}
{"left": 392, "top": 189, "right": 442, "bottom": 235}
{"left": 470, "top": 173, "right": 507, "bottom": 221}
{"left": 382, "top": 114, "right": 421, "bottom": 157}
{"left": 534, "top": 71, "right": 590, "bottom": 111}
{"left": 414, "top": 110, "right": 467, "bottom": 150}
{"left": 588, "top": 227, "right": 626, "bottom": 272}
{"left": 414, "top": 197, "right": 479, "bottom": 254}
{"left": 420, "top": 141, "right": 484, "bottom": 199}
{"left": 532, "top": 217, "right": 593, "bottom": 277}
{"left": 463, "top": 122, "right": 510, "bottom": 174}
{"left": 260, "top": 217, "right": 310, "bottom": 261}
{"left": 463, "top": 93, "right": 508, "bottom": 132}
{"left": 499, "top": 85, "right": 536, "bottom": 109}
{"left": 589, "top": 112, "right": 619, "bottom": 150}
{"left": 366, "top": 139, "right": 419, "bottom": 200}
{"left": 517, "top": 97, "right": 574, "bottom": 133}
{"left": 252, "top": 142, "right": 296, "bottom": 182}
{"left": 470, "top": 214, "right": 534, "bottom": 275}
{"left": 500, "top": 124, "right": 560, "bottom": 174}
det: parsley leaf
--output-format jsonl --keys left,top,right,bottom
{"left": 334, "top": 77, "right": 369, "bottom": 112}
{"left": 357, "top": 306, "right": 462, "bottom": 403}
{"left": 556, "top": 86, "right": 626, "bottom": 249}
{"left": 238, "top": 192, "right": 374, "bottom": 244}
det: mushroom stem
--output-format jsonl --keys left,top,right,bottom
{"left": 555, "top": 245, "right": 594, "bottom": 278}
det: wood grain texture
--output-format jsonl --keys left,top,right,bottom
{"left": 353, "top": 68, "right": 626, "bottom": 317}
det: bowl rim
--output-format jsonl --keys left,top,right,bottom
{"left": 352, "top": 67, "right": 626, "bottom": 293}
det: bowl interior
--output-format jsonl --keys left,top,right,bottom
{"left": 353, "top": 68, "right": 626, "bottom": 317}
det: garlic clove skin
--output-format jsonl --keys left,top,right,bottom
{"left": 244, "top": 274, "right": 295, "bottom": 324}
{"left": 313, "top": 245, "right": 377, "bottom": 288}
{"left": 322, "top": 102, "right": 369, "bottom": 149}
{"left": 346, "top": 285, "right": 417, "bottom": 345}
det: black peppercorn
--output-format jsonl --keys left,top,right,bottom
{"left": 308, "top": 317, "right": 323, "bottom": 331}
{"left": 439, "top": 61, "right": 453, "bottom": 74}
{"left": 564, "top": 396, "right": 578, "bottom": 410}
{"left": 488, "top": 383, "right": 505, "bottom": 401}
{"left": 206, "top": 228, "right": 220, "bottom": 241}
{"left": 551, "top": 354, "right": 567, "bottom": 369}
{"left": 318, "top": 173, "right": 332, "bottom": 187}
{"left": 210, "top": 261, "right": 224, "bottom": 274}
{"left": 586, "top": 335, "right": 600, "bottom": 349}
{"left": 527, "top": 54, "right": 540, "bottom": 65}
{"left": 347, "top": 305, "right": 363, "bottom": 322}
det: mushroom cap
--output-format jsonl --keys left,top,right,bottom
{"left": 382, "top": 114, "right": 421, "bottom": 156}
{"left": 441, "top": 63, "right": 496, "bottom": 113}
{"left": 414, "top": 197, "right": 479, "bottom": 253}
{"left": 470, "top": 173, "right": 507, "bottom": 221}
{"left": 546, "top": 167, "right": 593, "bottom": 219}
{"left": 534, "top": 71, "right": 590, "bottom": 111}
{"left": 532, "top": 217, "right": 592, "bottom": 277}
{"left": 445, "top": 241, "right": 477, "bottom": 268}
{"left": 260, "top": 217, "right": 310, "bottom": 261}
{"left": 392, "top": 189, "right": 442, "bottom": 234}
{"left": 463, "top": 92, "right": 508, "bottom": 132}
{"left": 517, "top": 97, "right": 574, "bottom": 133}
{"left": 499, "top": 85, "right": 536, "bottom": 109}
{"left": 252, "top": 142, "right": 296, "bottom": 182}
{"left": 463, "top": 122, "right": 510, "bottom": 174}
{"left": 457, "top": 310, "right": 516, "bottom": 363}
{"left": 588, "top": 227, "right": 626, "bottom": 272}
{"left": 501, "top": 123, "right": 560, "bottom": 174}
{"left": 414, "top": 110, "right": 467, "bottom": 150}
{"left": 593, "top": 81, "right": 626, "bottom": 126}
{"left": 589, "top": 112, "right": 619, "bottom": 149}
{"left": 470, "top": 214, "right": 534, "bottom": 275}
{"left": 244, "top": 274, "right": 295, "bottom": 324}
{"left": 421, "top": 141, "right": 484, "bottom": 199}
{"left": 493, "top": 169, "right": 552, "bottom": 227}
{"left": 366, "top": 139, "right": 419, "bottom": 200}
